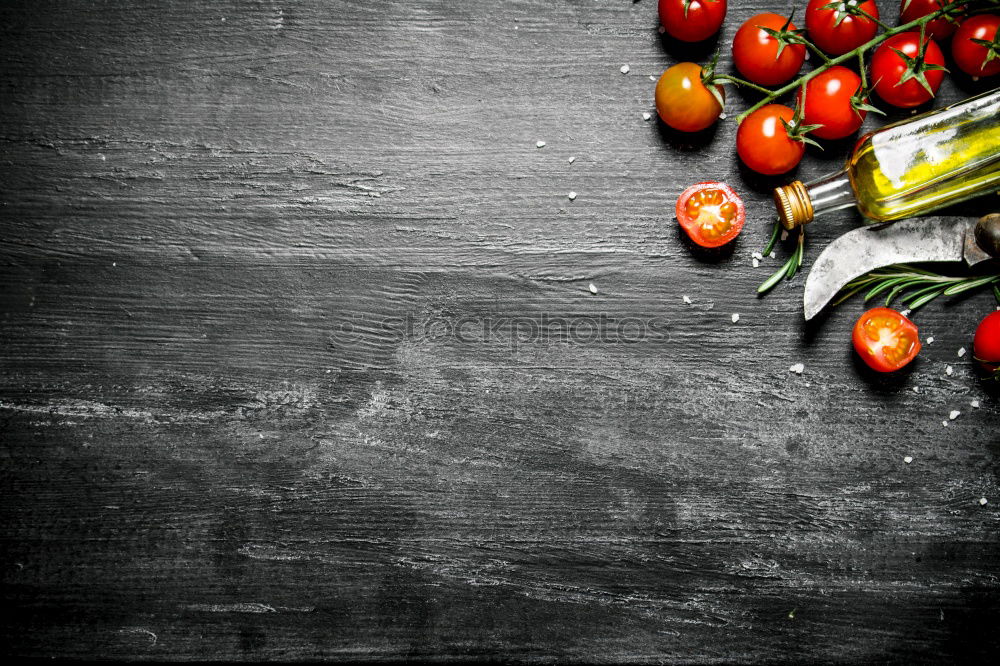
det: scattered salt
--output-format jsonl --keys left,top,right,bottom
{"left": 942, "top": 420, "right": 949, "bottom": 427}
{"left": 649, "top": 75, "right": 657, "bottom": 81}
{"left": 769, "top": 251, "right": 776, "bottom": 259}
{"left": 945, "top": 365, "right": 953, "bottom": 376}
{"left": 620, "top": 64, "right": 630, "bottom": 74}
{"left": 900, "top": 309, "right": 911, "bottom": 317}
{"left": 949, "top": 410, "right": 961, "bottom": 420}
{"left": 589, "top": 283, "right": 597, "bottom": 294}
{"left": 927, "top": 336, "right": 934, "bottom": 344}
{"left": 904, "top": 456, "right": 913, "bottom": 464}
{"left": 751, "top": 252, "right": 763, "bottom": 260}
{"left": 731, "top": 313, "right": 740, "bottom": 324}
{"left": 683, "top": 295, "right": 692, "bottom": 304}
{"left": 789, "top": 363, "right": 804, "bottom": 374}
{"left": 568, "top": 156, "right": 576, "bottom": 164}
{"left": 957, "top": 347, "right": 966, "bottom": 357}
{"left": 642, "top": 111, "right": 652, "bottom": 121}
{"left": 568, "top": 191, "right": 577, "bottom": 201}
{"left": 980, "top": 497, "right": 989, "bottom": 506}
{"left": 536, "top": 140, "right": 546, "bottom": 148}
{"left": 971, "top": 399, "right": 980, "bottom": 408}
{"left": 913, "top": 386, "right": 920, "bottom": 393}
{"left": 752, "top": 258, "right": 760, "bottom": 268}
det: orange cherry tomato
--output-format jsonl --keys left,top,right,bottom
{"left": 655, "top": 62, "right": 725, "bottom": 132}
{"left": 852, "top": 307, "right": 922, "bottom": 372}
{"left": 675, "top": 182, "right": 745, "bottom": 248}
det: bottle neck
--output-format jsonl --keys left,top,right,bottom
{"left": 804, "top": 168, "right": 856, "bottom": 219}
{"left": 773, "top": 168, "right": 857, "bottom": 230}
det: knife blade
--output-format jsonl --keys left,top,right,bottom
{"left": 803, "top": 216, "right": 997, "bottom": 321}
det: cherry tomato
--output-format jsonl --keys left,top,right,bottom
{"left": 805, "top": 0, "right": 880, "bottom": 55}
{"left": 655, "top": 62, "right": 725, "bottom": 132}
{"left": 658, "top": 0, "right": 727, "bottom": 43}
{"left": 852, "top": 307, "right": 922, "bottom": 372}
{"left": 973, "top": 310, "right": 1000, "bottom": 372}
{"left": 732, "top": 13, "right": 807, "bottom": 86}
{"left": 952, "top": 14, "right": 1000, "bottom": 77}
{"left": 675, "top": 182, "right": 745, "bottom": 248}
{"left": 899, "top": 0, "right": 961, "bottom": 41}
{"left": 735, "top": 105, "right": 805, "bottom": 175}
{"left": 796, "top": 66, "right": 866, "bottom": 139}
{"left": 870, "top": 32, "right": 946, "bottom": 108}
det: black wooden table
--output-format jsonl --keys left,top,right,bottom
{"left": 2, "top": 1, "right": 999, "bottom": 661}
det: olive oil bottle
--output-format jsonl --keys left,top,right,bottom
{"left": 774, "top": 88, "right": 1000, "bottom": 229}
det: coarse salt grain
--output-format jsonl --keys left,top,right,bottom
{"left": 946, "top": 365, "right": 953, "bottom": 376}
{"left": 980, "top": 497, "right": 989, "bottom": 506}
{"left": 971, "top": 399, "right": 980, "bottom": 408}
{"left": 913, "top": 386, "right": 920, "bottom": 393}
{"left": 649, "top": 75, "right": 656, "bottom": 81}
{"left": 731, "top": 313, "right": 740, "bottom": 323}
{"left": 751, "top": 252, "right": 763, "bottom": 260}
{"left": 927, "top": 336, "right": 934, "bottom": 344}
{"left": 683, "top": 295, "right": 692, "bottom": 304}
{"left": 958, "top": 347, "right": 966, "bottom": 357}
{"left": 536, "top": 140, "right": 546, "bottom": 148}
{"left": 789, "top": 363, "right": 804, "bottom": 374}
{"left": 904, "top": 456, "right": 913, "bottom": 464}
{"left": 589, "top": 283, "right": 597, "bottom": 294}
{"left": 769, "top": 251, "right": 776, "bottom": 259}
{"left": 950, "top": 410, "right": 961, "bottom": 420}
{"left": 642, "top": 111, "right": 652, "bottom": 121}
{"left": 943, "top": 420, "right": 949, "bottom": 427}
{"left": 900, "top": 309, "right": 911, "bottom": 317}
{"left": 568, "top": 156, "right": 576, "bottom": 164}
{"left": 752, "top": 258, "right": 760, "bottom": 268}
{"left": 620, "top": 64, "right": 630, "bottom": 74}
{"left": 568, "top": 191, "right": 577, "bottom": 201}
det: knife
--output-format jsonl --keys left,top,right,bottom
{"left": 803, "top": 214, "right": 1000, "bottom": 320}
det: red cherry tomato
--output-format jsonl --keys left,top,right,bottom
{"left": 796, "top": 66, "right": 867, "bottom": 139}
{"left": 900, "top": 0, "right": 961, "bottom": 41}
{"left": 852, "top": 307, "right": 922, "bottom": 372}
{"left": 805, "top": 0, "right": 880, "bottom": 55}
{"left": 952, "top": 14, "right": 1000, "bottom": 77}
{"left": 655, "top": 62, "right": 725, "bottom": 132}
{"left": 870, "top": 32, "right": 946, "bottom": 108}
{"left": 732, "top": 13, "right": 807, "bottom": 86}
{"left": 973, "top": 310, "right": 1000, "bottom": 372}
{"left": 735, "top": 105, "right": 805, "bottom": 175}
{"left": 658, "top": 0, "right": 727, "bottom": 43}
{"left": 675, "top": 182, "right": 745, "bottom": 248}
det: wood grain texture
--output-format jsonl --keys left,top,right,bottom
{"left": 2, "top": 0, "right": 999, "bottom": 661}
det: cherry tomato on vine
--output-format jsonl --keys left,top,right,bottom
{"left": 675, "top": 182, "right": 745, "bottom": 248}
{"left": 899, "top": 0, "right": 961, "bottom": 41}
{"left": 795, "top": 66, "right": 867, "bottom": 140}
{"left": 952, "top": 14, "right": 1000, "bottom": 77}
{"left": 852, "top": 307, "right": 922, "bottom": 373}
{"left": 805, "top": 0, "right": 880, "bottom": 55}
{"left": 973, "top": 310, "right": 1000, "bottom": 372}
{"left": 870, "top": 32, "right": 946, "bottom": 108}
{"left": 655, "top": 62, "right": 725, "bottom": 132}
{"left": 736, "top": 105, "right": 805, "bottom": 175}
{"left": 658, "top": 0, "right": 727, "bottom": 43}
{"left": 732, "top": 13, "right": 806, "bottom": 86}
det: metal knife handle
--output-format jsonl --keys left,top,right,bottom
{"left": 974, "top": 214, "right": 1000, "bottom": 259}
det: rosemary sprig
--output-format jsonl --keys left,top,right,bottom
{"left": 832, "top": 264, "right": 1000, "bottom": 311}
{"left": 757, "top": 220, "right": 805, "bottom": 295}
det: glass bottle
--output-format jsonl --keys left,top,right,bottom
{"left": 773, "top": 87, "right": 1000, "bottom": 230}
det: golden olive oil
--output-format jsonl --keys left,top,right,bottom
{"left": 774, "top": 88, "right": 1000, "bottom": 229}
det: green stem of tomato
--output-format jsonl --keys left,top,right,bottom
{"left": 734, "top": 8, "right": 952, "bottom": 123}
{"left": 857, "top": 49, "right": 868, "bottom": 90}
{"left": 855, "top": 8, "right": 893, "bottom": 33}
{"left": 714, "top": 74, "right": 775, "bottom": 95}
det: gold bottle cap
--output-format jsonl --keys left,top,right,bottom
{"left": 773, "top": 181, "right": 814, "bottom": 230}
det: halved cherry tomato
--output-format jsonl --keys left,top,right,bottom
{"left": 899, "top": 0, "right": 961, "bottom": 41}
{"left": 732, "top": 13, "right": 806, "bottom": 86}
{"left": 805, "top": 0, "right": 880, "bottom": 55}
{"left": 796, "top": 66, "right": 867, "bottom": 140}
{"left": 735, "top": 104, "right": 805, "bottom": 175}
{"left": 658, "top": 0, "right": 727, "bottom": 43}
{"left": 655, "top": 62, "right": 725, "bottom": 132}
{"left": 852, "top": 307, "right": 922, "bottom": 372}
{"left": 870, "top": 32, "right": 946, "bottom": 108}
{"left": 973, "top": 310, "right": 1000, "bottom": 372}
{"left": 952, "top": 14, "right": 1000, "bottom": 77}
{"left": 675, "top": 182, "right": 745, "bottom": 248}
